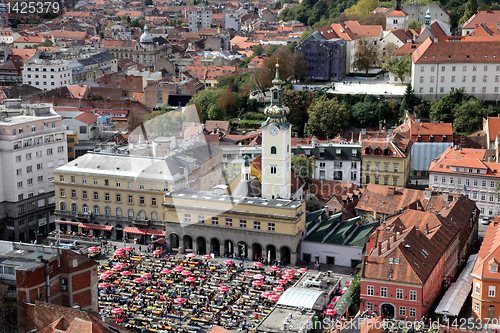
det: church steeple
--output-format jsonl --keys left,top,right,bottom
{"left": 241, "top": 153, "right": 251, "bottom": 181}
{"left": 263, "top": 60, "right": 290, "bottom": 126}
{"left": 425, "top": 5, "right": 431, "bottom": 31}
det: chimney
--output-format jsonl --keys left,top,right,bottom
{"left": 373, "top": 209, "right": 377, "bottom": 220}
{"left": 442, "top": 191, "right": 449, "bottom": 203}
{"left": 378, "top": 241, "right": 382, "bottom": 255}
{"left": 386, "top": 240, "right": 390, "bottom": 251}
{"left": 179, "top": 167, "right": 184, "bottom": 175}
{"left": 393, "top": 232, "right": 397, "bottom": 242}
{"left": 387, "top": 186, "right": 395, "bottom": 196}
{"left": 425, "top": 188, "right": 432, "bottom": 200}
{"left": 425, "top": 223, "right": 429, "bottom": 235}
{"left": 454, "top": 154, "right": 456, "bottom": 160}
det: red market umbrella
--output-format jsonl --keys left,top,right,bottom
{"left": 339, "top": 289, "right": 346, "bottom": 295}
{"left": 253, "top": 274, "right": 265, "bottom": 280}
{"left": 181, "top": 270, "right": 192, "bottom": 277}
{"left": 324, "top": 309, "right": 336, "bottom": 316}
{"left": 284, "top": 269, "right": 295, "bottom": 275}
{"left": 173, "top": 297, "right": 187, "bottom": 304}
{"left": 141, "top": 273, "right": 152, "bottom": 279}
{"left": 98, "top": 282, "right": 109, "bottom": 289}
{"left": 218, "top": 285, "right": 230, "bottom": 292}
{"left": 345, "top": 281, "right": 352, "bottom": 286}
{"left": 253, "top": 262, "right": 264, "bottom": 268}
{"left": 184, "top": 277, "right": 196, "bottom": 283}
{"left": 186, "top": 253, "right": 197, "bottom": 258}
{"left": 133, "top": 278, "right": 144, "bottom": 284}
{"left": 268, "top": 294, "right": 280, "bottom": 302}
{"left": 114, "top": 252, "right": 125, "bottom": 257}
{"left": 203, "top": 254, "right": 212, "bottom": 259}
{"left": 261, "top": 291, "right": 272, "bottom": 298}
{"left": 153, "top": 249, "right": 162, "bottom": 255}
{"left": 116, "top": 248, "right": 126, "bottom": 252}
{"left": 116, "top": 262, "right": 128, "bottom": 268}
{"left": 111, "top": 265, "right": 122, "bottom": 271}
{"left": 297, "top": 268, "right": 308, "bottom": 273}
{"left": 99, "top": 274, "right": 110, "bottom": 280}
{"left": 173, "top": 266, "right": 184, "bottom": 272}
{"left": 111, "top": 308, "right": 124, "bottom": 314}
{"left": 252, "top": 280, "right": 263, "bottom": 287}
{"left": 161, "top": 269, "right": 171, "bottom": 275}
{"left": 223, "top": 260, "right": 234, "bottom": 265}
{"left": 276, "top": 279, "right": 287, "bottom": 284}
{"left": 269, "top": 266, "right": 280, "bottom": 272}
{"left": 125, "top": 247, "right": 133, "bottom": 252}
{"left": 120, "top": 270, "right": 132, "bottom": 276}
{"left": 282, "top": 274, "right": 294, "bottom": 280}
{"left": 88, "top": 246, "right": 99, "bottom": 252}
{"left": 273, "top": 286, "right": 284, "bottom": 293}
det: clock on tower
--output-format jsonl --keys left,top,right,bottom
{"left": 261, "top": 60, "right": 292, "bottom": 200}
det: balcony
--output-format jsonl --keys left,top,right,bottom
{"left": 76, "top": 212, "right": 92, "bottom": 220}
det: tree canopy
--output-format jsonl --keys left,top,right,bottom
{"left": 307, "top": 95, "right": 349, "bottom": 137}
{"left": 382, "top": 55, "right": 412, "bottom": 84}
{"left": 352, "top": 37, "right": 380, "bottom": 74}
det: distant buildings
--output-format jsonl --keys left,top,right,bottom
{"left": 22, "top": 59, "right": 73, "bottom": 91}
{"left": 188, "top": 8, "right": 213, "bottom": 32}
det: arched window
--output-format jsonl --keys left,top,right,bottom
{"left": 116, "top": 207, "right": 122, "bottom": 217}
{"left": 128, "top": 208, "right": 134, "bottom": 218}
{"left": 60, "top": 202, "right": 66, "bottom": 211}
{"left": 71, "top": 203, "right": 77, "bottom": 212}
{"left": 105, "top": 206, "right": 111, "bottom": 217}
{"left": 138, "top": 210, "right": 146, "bottom": 220}
{"left": 151, "top": 211, "right": 157, "bottom": 221}
{"left": 93, "top": 205, "right": 100, "bottom": 214}
{"left": 82, "top": 204, "right": 88, "bottom": 213}
{"left": 271, "top": 146, "right": 277, "bottom": 154}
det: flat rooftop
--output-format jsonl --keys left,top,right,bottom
{"left": 257, "top": 306, "right": 315, "bottom": 333}
{"left": 165, "top": 189, "right": 304, "bottom": 209}
{"left": 0, "top": 241, "right": 61, "bottom": 271}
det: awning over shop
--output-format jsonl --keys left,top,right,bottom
{"left": 55, "top": 220, "right": 80, "bottom": 225}
{"left": 334, "top": 285, "right": 353, "bottom": 315}
{"left": 435, "top": 254, "right": 478, "bottom": 316}
{"left": 123, "top": 227, "right": 166, "bottom": 236}
{"left": 78, "top": 223, "right": 113, "bottom": 231}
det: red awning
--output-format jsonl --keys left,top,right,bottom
{"left": 55, "top": 220, "right": 80, "bottom": 225}
{"left": 123, "top": 227, "right": 166, "bottom": 236}
{"left": 78, "top": 223, "right": 113, "bottom": 231}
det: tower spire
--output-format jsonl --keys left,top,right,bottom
{"left": 425, "top": 4, "right": 431, "bottom": 31}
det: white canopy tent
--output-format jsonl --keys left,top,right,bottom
{"left": 277, "top": 287, "right": 325, "bottom": 310}
{"left": 434, "top": 254, "right": 478, "bottom": 316}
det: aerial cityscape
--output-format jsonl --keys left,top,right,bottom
{"left": 1, "top": 0, "right": 500, "bottom": 332}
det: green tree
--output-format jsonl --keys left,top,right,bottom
{"left": 349, "top": 273, "right": 361, "bottom": 307}
{"left": 217, "top": 87, "right": 238, "bottom": 117}
{"left": 344, "top": 0, "right": 378, "bottom": 16}
{"left": 382, "top": 55, "right": 411, "bottom": 84}
{"left": 351, "top": 101, "right": 379, "bottom": 128}
{"left": 291, "top": 154, "right": 315, "bottom": 179}
{"left": 253, "top": 44, "right": 264, "bottom": 56}
{"left": 460, "top": 0, "right": 478, "bottom": 26}
{"left": 352, "top": 36, "right": 380, "bottom": 74}
{"left": 402, "top": 84, "right": 416, "bottom": 112}
{"left": 408, "top": 18, "right": 423, "bottom": 30}
{"left": 207, "top": 104, "right": 224, "bottom": 120}
{"left": 130, "top": 19, "right": 142, "bottom": 28}
{"left": 121, "top": 14, "right": 128, "bottom": 21}
{"left": 144, "top": 0, "right": 153, "bottom": 5}
{"left": 99, "top": 31, "right": 104, "bottom": 39}
{"left": 283, "top": 90, "right": 313, "bottom": 136}
{"left": 429, "top": 88, "right": 467, "bottom": 123}
{"left": 452, "top": 98, "right": 483, "bottom": 134}
{"left": 299, "top": 30, "right": 311, "bottom": 43}
{"left": 307, "top": 95, "right": 349, "bottom": 137}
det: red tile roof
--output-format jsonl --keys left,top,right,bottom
{"left": 67, "top": 85, "right": 87, "bottom": 99}
{"left": 387, "top": 9, "right": 408, "bottom": 17}
{"left": 463, "top": 10, "right": 500, "bottom": 30}
{"left": 74, "top": 112, "right": 98, "bottom": 125}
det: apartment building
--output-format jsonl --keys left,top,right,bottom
{"left": 22, "top": 59, "right": 72, "bottom": 91}
{"left": 411, "top": 38, "right": 500, "bottom": 100}
{"left": 292, "top": 139, "right": 362, "bottom": 185}
{"left": 361, "top": 132, "right": 413, "bottom": 188}
{"left": 54, "top": 143, "right": 223, "bottom": 242}
{"left": 0, "top": 100, "right": 68, "bottom": 242}
{"left": 188, "top": 8, "right": 213, "bottom": 32}
{"left": 428, "top": 146, "right": 500, "bottom": 217}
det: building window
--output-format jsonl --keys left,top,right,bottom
{"left": 151, "top": 197, "right": 156, "bottom": 206}
{"left": 482, "top": 180, "right": 487, "bottom": 187}
{"left": 380, "top": 287, "right": 387, "bottom": 297}
{"left": 410, "top": 290, "right": 417, "bottom": 301}
{"left": 239, "top": 220, "right": 247, "bottom": 228}
{"left": 93, "top": 178, "right": 98, "bottom": 185}
{"left": 270, "top": 165, "right": 277, "bottom": 174}
{"left": 128, "top": 195, "right": 133, "bottom": 203}
{"left": 105, "top": 193, "right": 110, "bottom": 201}
{"left": 93, "top": 192, "right": 98, "bottom": 200}
{"left": 225, "top": 218, "right": 232, "bottom": 227}
{"left": 184, "top": 214, "right": 191, "bottom": 222}
{"left": 198, "top": 215, "right": 204, "bottom": 223}
{"left": 271, "top": 146, "right": 277, "bottom": 154}
{"left": 116, "top": 194, "right": 121, "bottom": 202}
{"left": 481, "top": 193, "right": 486, "bottom": 201}
{"left": 139, "top": 196, "right": 145, "bottom": 205}
{"left": 268, "top": 223, "right": 275, "bottom": 231}
{"left": 409, "top": 308, "right": 416, "bottom": 317}
{"left": 490, "top": 264, "right": 498, "bottom": 272}
{"left": 367, "top": 302, "right": 374, "bottom": 311}
{"left": 375, "top": 176, "right": 379, "bottom": 184}
{"left": 105, "top": 179, "right": 109, "bottom": 186}
{"left": 475, "top": 282, "right": 480, "bottom": 294}
{"left": 489, "top": 286, "right": 496, "bottom": 297}
{"left": 116, "top": 181, "right": 121, "bottom": 187}
{"left": 396, "top": 289, "right": 403, "bottom": 300}
{"left": 82, "top": 191, "right": 87, "bottom": 199}
{"left": 384, "top": 177, "right": 389, "bottom": 185}
{"left": 474, "top": 302, "right": 480, "bottom": 313}
{"left": 399, "top": 307, "right": 406, "bottom": 316}
{"left": 367, "top": 285, "right": 374, "bottom": 296}
{"left": 450, "top": 177, "right": 454, "bottom": 184}
{"left": 212, "top": 217, "right": 218, "bottom": 225}
{"left": 254, "top": 221, "right": 261, "bottom": 229}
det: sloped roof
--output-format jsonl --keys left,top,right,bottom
{"left": 67, "top": 85, "right": 87, "bottom": 99}
{"left": 356, "top": 183, "right": 424, "bottom": 216}
{"left": 387, "top": 9, "right": 408, "bottom": 17}
{"left": 463, "top": 10, "right": 500, "bottom": 30}
{"left": 74, "top": 112, "right": 98, "bottom": 125}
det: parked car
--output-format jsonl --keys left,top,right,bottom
{"left": 482, "top": 217, "right": 491, "bottom": 225}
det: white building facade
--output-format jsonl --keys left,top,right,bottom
{"left": 0, "top": 100, "right": 68, "bottom": 242}
{"left": 22, "top": 59, "right": 73, "bottom": 91}
{"left": 188, "top": 9, "right": 213, "bottom": 32}
{"left": 411, "top": 38, "right": 500, "bottom": 101}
